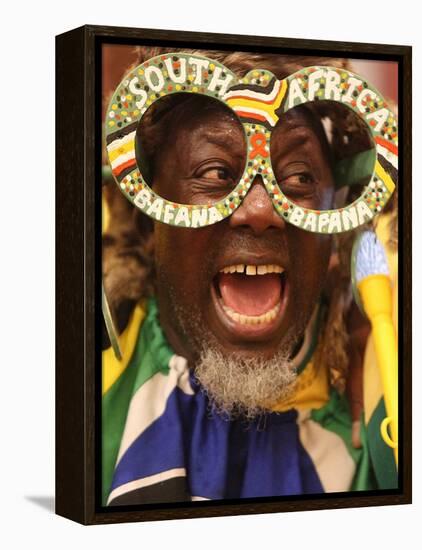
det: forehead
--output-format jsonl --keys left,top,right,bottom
{"left": 162, "top": 94, "right": 329, "bottom": 149}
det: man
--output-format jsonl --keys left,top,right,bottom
{"left": 102, "top": 48, "right": 398, "bottom": 506}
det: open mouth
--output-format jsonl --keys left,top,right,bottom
{"left": 211, "top": 262, "right": 288, "bottom": 339}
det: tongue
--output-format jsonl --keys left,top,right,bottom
{"left": 218, "top": 273, "right": 282, "bottom": 316}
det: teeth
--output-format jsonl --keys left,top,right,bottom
{"left": 220, "top": 264, "right": 284, "bottom": 275}
{"left": 222, "top": 303, "right": 280, "bottom": 325}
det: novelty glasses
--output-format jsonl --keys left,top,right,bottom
{"left": 105, "top": 53, "right": 397, "bottom": 234}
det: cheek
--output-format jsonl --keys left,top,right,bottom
{"left": 288, "top": 230, "right": 332, "bottom": 290}
{"left": 154, "top": 225, "right": 188, "bottom": 290}
{"left": 153, "top": 224, "right": 216, "bottom": 299}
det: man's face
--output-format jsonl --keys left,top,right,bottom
{"left": 150, "top": 97, "right": 335, "bottom": 366}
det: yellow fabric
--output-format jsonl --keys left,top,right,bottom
{"left": 102, "top": 303, "right": 147, "bottom": 395}
{"left": 363, "top": 212, "right": 398, "bottom": 424}
{"left": 272, "top": 359, "right": 330, "bottom": 413}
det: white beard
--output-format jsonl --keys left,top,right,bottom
{"left": 193, "top": 345, "right": 297, "bottom": 420}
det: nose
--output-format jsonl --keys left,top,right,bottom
{"left": 229, "top": 176, "right": 286, "bottom": 235}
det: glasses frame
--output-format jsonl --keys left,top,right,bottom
{"left": 105, "top": 52, "right": 397, "bottom": 234}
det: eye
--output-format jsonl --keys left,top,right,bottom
{"left": 279, "top": 170, "right": 317, "bottom": 199}
{"left": 193, "top": 162, "right": 239, "bottom": 192}
{"left": 282, "top": 173, "right": 314, "bottom": 186}
{"left": 198, "top": 166, "right": 234, "bottom": 183}
{"left": 190, "top": 158, "right": 242, "bottom": 203}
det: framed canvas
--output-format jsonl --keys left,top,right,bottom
{"left": 56, "top": 24, "right": 412, "bottom": 525}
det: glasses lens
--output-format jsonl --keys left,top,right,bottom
{"left": 269, "top": 101, "right": 376, "bottom": 211}
{"left": 136, "top": 93, "right": 246, "bottom": 205}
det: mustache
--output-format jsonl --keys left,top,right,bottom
{"left": 205, "top": 230, "right": 290, "bottom": 273}
{"left": 214, "top": 230, "right": 287, "bottom": 255}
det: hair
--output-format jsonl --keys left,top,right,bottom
{"left": 102, "top": 46, "right": 398, "bottom": 393}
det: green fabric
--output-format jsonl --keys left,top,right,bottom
{"left": 350, "top": 412, "right": 378, "bottom": 491}
{"left": 102, "top": 298, "right": 173, "bottom": 505}
{"left": 333, "top": 149, "right": 375, "bottom": 189}
{"left": 366, "top": 398, "right": 398, "bottom": 489}
{"left": 310, "top": 389, "right": 377, "bottom": 491}
{"left": 296, "top": 300, "right": 326, "bottom": 376}
{"left": 102, "top": 298, "right": 394, "bottom": 502}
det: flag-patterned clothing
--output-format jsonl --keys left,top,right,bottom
{"left": 102, "top": 298, "right": 397, "bottom": 506}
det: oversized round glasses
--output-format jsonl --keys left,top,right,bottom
{"left": 105, "top": 53, "right": 397, "bottom": 234}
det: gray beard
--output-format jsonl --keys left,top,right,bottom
{"left": 157, "top": 274, "right": 314, "bottom": 420}
{"left": 193, "top": 345, "right": 297, "bottom": 420}
{"left": 166, "top": 297, "right": 307, "bottom": 419}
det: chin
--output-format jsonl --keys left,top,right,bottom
{"left": 193, "top": 337, "right": 298, "bottom": 419}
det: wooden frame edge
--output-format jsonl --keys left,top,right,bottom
{"left": 56, "top": 24, "right": 412, "bottom": 526}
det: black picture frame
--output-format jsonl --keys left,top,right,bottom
{"left": 56, "top": 24, "right": 412, "bottom": 525}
